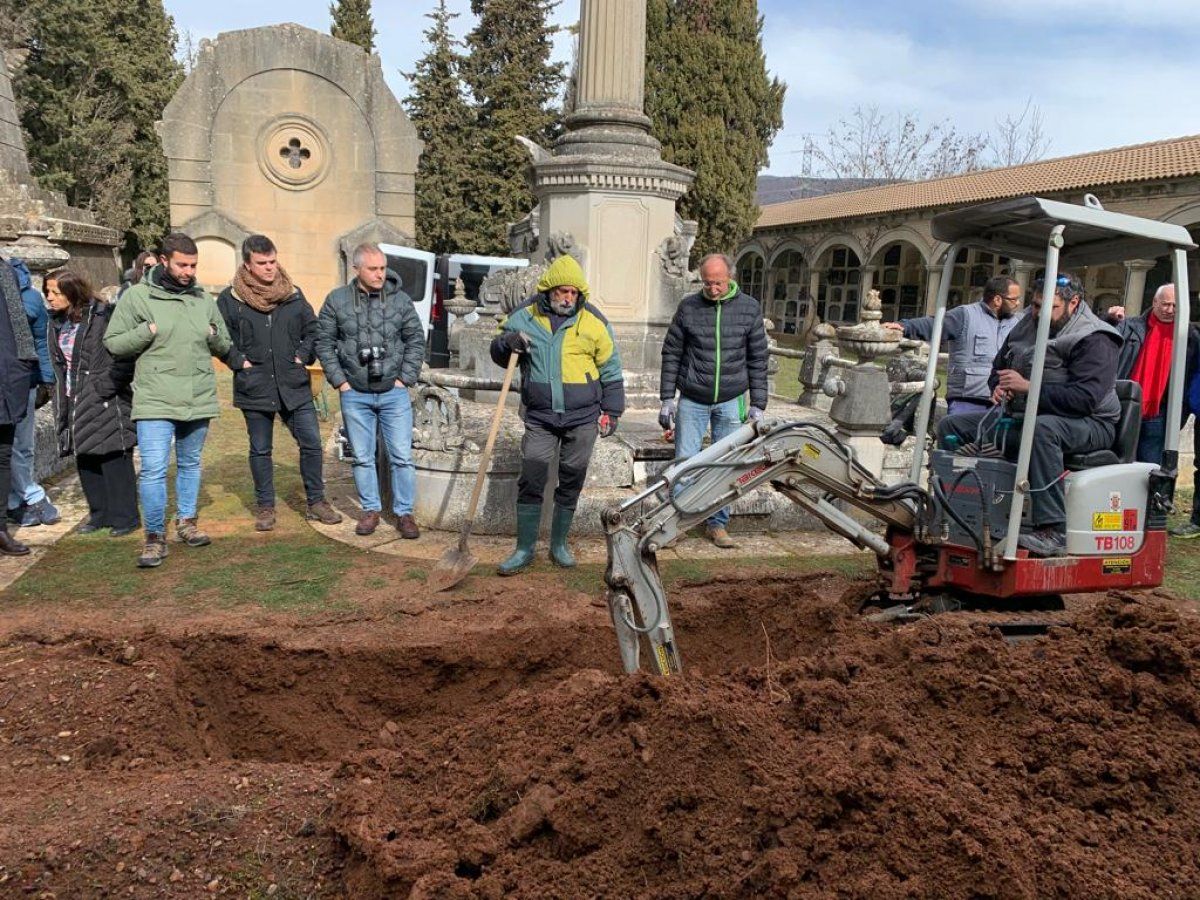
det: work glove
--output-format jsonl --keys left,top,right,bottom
{"left": 502, "top": 330, "right": 531, "bottom": 354}
{"left": 747, "top": 406, "right": 764, "bottom": 422}
{"left": 658, "top": 400, "right": 676, "bottom": 431}
{"left": 34, "top": 384, "right": 52, "bottom": 409}
{"left": 598, "top": 413, "right": 619, "bottom": 438}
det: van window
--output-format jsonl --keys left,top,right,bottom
{"left": 385, "top": 255, "right": 429, "bottom": 305}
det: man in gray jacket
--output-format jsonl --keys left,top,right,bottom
{"left": 886, "top": 275, "right": 1024, "bottom": 415}
{"left": 316, "top": 243, "right": 425, "bottom": 538}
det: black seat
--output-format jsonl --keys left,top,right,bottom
{"left": 1063, "top": 379, "right": 1142, "bottom": 471}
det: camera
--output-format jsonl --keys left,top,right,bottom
{"left": 358, "top": 346, "right": 388, "bottom": 381}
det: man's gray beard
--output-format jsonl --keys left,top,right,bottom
{"left": 550, "top": 301, "right": 575, "bottom": 315}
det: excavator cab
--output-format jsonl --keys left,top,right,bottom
{"left": 604, "top": 195, "right": 1196, "bottom": 675}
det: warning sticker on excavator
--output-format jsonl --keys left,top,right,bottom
{"left": 1102, "top": 557, "right": 1132, "bottom": 575}
{"left": 736, "top": 463, "right": 769, "bottom": 486}
{"left": 1092, "top": 512, "right": 1122, "bottom": 531}
{"left": 802, "top": 443, "right": 821, "bottom": 460}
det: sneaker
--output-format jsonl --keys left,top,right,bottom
{"left": 1169, "top": 521, "right": 1200, "bottom": 539}
{"left": 137, "top": 534, "right": 169, "bottom": 568}
{"left": 254, "top": 505, "right": 276, "bottom": 532}
{"left": 0, "top": 528, "right": 30, "bottom": 556}
{"left": 175, "top": 518, "right": 211, "bottom": 547}
{"left": 306, "top": 500, "right": 344, "bottom": 525}
{"left": 1018, "top": 526, "right": 1067, "bottom": 558}
{"left": 31, "top": 498, "right": 60, "bottom": 526}
{"left": 397, "top": 513, "right": 420, "bottom": 540}
{"left": 6, "top": 504, "right": 26, "bottom": 526}
{"left": 706, "top": 526, "right": 737, "bottom": 549}
{"left": 355, "top": 511, "right": 380, "bottom": 536}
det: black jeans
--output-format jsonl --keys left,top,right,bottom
{"left": 243, "top": 402, "right": 324, "bottom": 507}
{"left": 937, "top": 410, "right": 1114, "bottom": 527}
{"left": 77, "top": 450, "right": 139, "bottom": 529}
{"left": 517, "top": 420, "right": 599, "bottom": 510}
{"left": 0, "top": 424, "right": 13, "bottom": 527}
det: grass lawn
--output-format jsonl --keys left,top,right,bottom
{"left": 6, "top": 370, "right": 1200, "bottom": 612}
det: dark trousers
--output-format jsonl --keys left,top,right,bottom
{"left": 1136, "top": 414, "right": 1166, "bottom": 465}
{"left": 517, "top": 420, "right": 599, "bottom": 510}
{"left": 77, "top": 450, "right": 139, "bottom": 529}
{"left": 937, "top": 410, "right": 1114, "bottom": 527}
{"left": 0, "top": 424, "right": 13, "bottom": 526}
{"left": 243, "top": 403, "right": 325, "bottom": 507}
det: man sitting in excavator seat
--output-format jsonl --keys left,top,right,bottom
{"left": 935, "top": 274, "right": 1124, "bottom": 558}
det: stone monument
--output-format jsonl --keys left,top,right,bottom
{"left": 0, "top": 49, "right": 121, "bottom": 288}
{"left": 158, "top": 24, "right": 422, "bottom": 299}
{"left": 511, "top": 0, "right": 696, "bottom": 398}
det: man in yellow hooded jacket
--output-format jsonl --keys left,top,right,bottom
{"left": 489, "top": 255, "right": 625, "bottom": 574}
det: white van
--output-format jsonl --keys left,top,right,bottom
{"left": 377, "top": 246, "right": 528, "bottom": 367}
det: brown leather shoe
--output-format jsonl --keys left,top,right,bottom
{"left": 254, "top": 505, "right": 276, "bottom": 532}
{"left": 306, "top": 500, "right": 344, "bottom": 525}
{"left": 137, "top": 533, "right": 169, "bottom": 568}
{"left": 706, "top": 525, "right": 737, "bottom": 549}
{"left": 397, "top": 513, "right": 420, "bottom": 540}
{"left": 0, "top": 528, "right": 30, "bottom": 557}
{"left": 175, "top": 518, "right": 211, "bottom": 547}
{"left": 355, "top": 510, "right": 380, "bottom": 536}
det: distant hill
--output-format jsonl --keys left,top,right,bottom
{"left": 756, "top": 175, "right": 897, "bottom": 207}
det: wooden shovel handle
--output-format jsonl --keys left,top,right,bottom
{"left": 459, "top": 351, "right": 519, "bottom": 547}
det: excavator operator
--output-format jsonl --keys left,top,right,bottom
{"left": 935, "top": 274, "right": 1124, "bottom": 558}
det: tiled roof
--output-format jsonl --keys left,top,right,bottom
{"left": 756, "top": 134, "right": 1200, "bottom": 230}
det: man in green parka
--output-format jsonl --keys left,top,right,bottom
{"left": 105, "top": 233, "right": 232, "bottom": 568}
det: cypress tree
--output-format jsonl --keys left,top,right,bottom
{"left": 646, "top": 0, "right": 785, "bottom": 258}
{"left": 330, "top": 0, "right": 376, "bottom": 54}
{"left": 404, "top": 0, "right": 476, "bottom": 255}
{"left": 3, "top": 0, "right": 182, "bottom": 253}
{"left": 461, "top": 0, "right": 564, "bottom": 255}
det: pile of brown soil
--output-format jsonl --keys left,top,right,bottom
{"left": 330, "top": 589, "right": 1200, "bottom": 898}
{"left": 2, "top": 575, "right": 1199, "bottom": 897}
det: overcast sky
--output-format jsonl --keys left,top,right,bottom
{"left": 165, "top": 0, "right": 1200, "bottom": 176}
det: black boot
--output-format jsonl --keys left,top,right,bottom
{"left": 0, "top": 526, "right": 30, "bottom": 557}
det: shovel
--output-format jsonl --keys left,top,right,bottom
{"left": 427, "top": 351, "right": 520, "bottom": 592}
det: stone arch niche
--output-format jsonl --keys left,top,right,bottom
{"left": 157, "top": 24, "right": 422, "bottom": 303}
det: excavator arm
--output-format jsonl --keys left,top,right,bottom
{"left": 603, "top": 419, "right": 925, "bottom": 675}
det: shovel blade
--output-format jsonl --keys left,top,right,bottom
{"left": 427, "top": 547, "right": 478, "bottom": 593}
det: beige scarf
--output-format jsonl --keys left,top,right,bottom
{"left": 232, "top": 263, "right": 295, "bottom": 313}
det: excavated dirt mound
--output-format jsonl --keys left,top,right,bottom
{"left": 3, "top": 575, "right": 1200, "bottom": 897}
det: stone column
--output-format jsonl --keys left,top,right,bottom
{"left": 923, "top": 265, "right": 943, "bottom": 315}
{"left": 807, "top": 269, "right": 822, "bottom": 318}
{"left": 524, "top": 0, "right": 694, "bottom": 385}
{"left": 859, "top": 265, "right": 877, "bottom": 301}
{"left": 1123, "top": 259, "right": 1157, "bottom": 317}
{"left": 1010, "top": 259, "right": 1036, "bottom": 296}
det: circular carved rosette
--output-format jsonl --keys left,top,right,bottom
{"left": 257, "top": 116, "right": 332, "bottom": 191}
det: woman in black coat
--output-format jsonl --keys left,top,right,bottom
{"left": 46, "top": 270, "right": 139, "bottom": 535}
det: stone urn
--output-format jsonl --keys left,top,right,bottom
{"left": 835, "top": 289, "right": 901, "bottom": 365}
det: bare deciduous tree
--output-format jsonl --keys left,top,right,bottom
{"left": 810, "top": 105, "right": 988, "bottom": 181}
{"left": 988, "top": 97, "right": 1051, "bottom": 167}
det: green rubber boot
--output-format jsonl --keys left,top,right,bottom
{"left": 498, "top": 504, "right": 542, "bottom": 576}
{"left": 549, "top": 504, "right": 577, "bottom": 568}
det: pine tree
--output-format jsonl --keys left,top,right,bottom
{"left": 646, "top": 0, "right": 785, "bottom": 259}
{"left": 3, "top": 0, "right": 183, "bottom": 252}
{"left": 330, "top": 0, "right": 376, "bottom": 54}
{"left": 404, "top": 1, "right": 476, "bottom": 255}
{"left": 461, "top": 0, "right": 564, "bottom": 255}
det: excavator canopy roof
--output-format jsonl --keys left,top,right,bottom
{"left": 930, "top": 195, "right": 1197, "bottom": 268}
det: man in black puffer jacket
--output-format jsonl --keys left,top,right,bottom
{"left": 316, "top": 243, "right": 425, "bottom": 539}
{"left": 659, "top": 253, "right": 769, "bottom": 548}
{"left": 218, "top": 234, "right": 343, "bottom": 533}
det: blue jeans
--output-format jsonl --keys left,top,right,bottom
{"left": 1136, "top": 414, "right": 1165, "bottom": 465}
{"left": 340, "top": 387, "right": 415, "bottom": 515}
{"left": 136, "top": 419, "right": 210, "bottom": 534}
{"left": 8, "top": 385, "right": 46, "bottom": 509}
{"left": 674, "top": 396, "right": 743, "bottom": 528}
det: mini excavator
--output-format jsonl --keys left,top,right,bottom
{"left": 604, "top": 196, "right": 1196, "bottom": 675}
